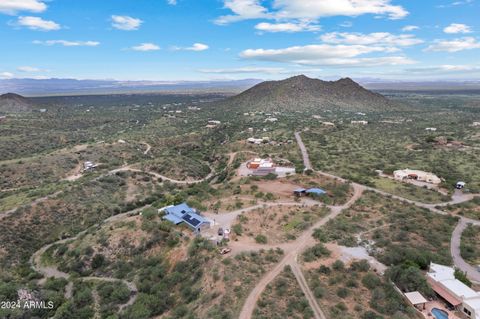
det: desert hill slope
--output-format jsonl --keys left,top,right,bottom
{"left": 0, "top": 93, "right": 33, "bottom": 113}
{"left": 217, "top": 75, "right": 404, "bottom": 112}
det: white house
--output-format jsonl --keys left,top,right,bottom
{"left": 427, "top": 263, "right": 480, "bottom": 319}
{"left": 425, "top": 127, "right": 437, "bottom": 131}
{"left": 393, "top": 169, "right": 441, "bottom": 184}
{"left": 351, "top": 120, "right": 368, "bottom": 125}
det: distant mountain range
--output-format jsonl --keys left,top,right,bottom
{"left": 0, "top": 78, "right": 262, "bottom": 96}
{"left": 2, "top": 77, "right": 480, "bottom": 97}
{"left": 215, "top": 75, "right": 403, "bottom": 113}
{"left": 0, "top": 93, "right": 33, "bottom": 113}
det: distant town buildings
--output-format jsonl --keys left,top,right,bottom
{"left": 394, "top": 169, "right": 441, "bottom": 184}
{"left": 246, "top": 137, "right": 269, "bottom": 145}
{"left": 265, "top": 117, "right": 278, "bottom": 123}
{"left": 351, "top": 120, "right": 368, "bottom": 125}
{"left": 321, "top": 121, "right": 335, "bottom": 126}
{"left": 83, "top": 161, "right": 98, "bottom": 172}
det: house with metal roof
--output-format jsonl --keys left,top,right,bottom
{"left": 306, "top": 188, "right": 327, "bottom": 196}
{"left": 162, "top": 203, "right": 212, "bottom": 233}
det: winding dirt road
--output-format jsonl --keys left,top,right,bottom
{"left": 451, "top": 217, "right": 480, "bottom": 283}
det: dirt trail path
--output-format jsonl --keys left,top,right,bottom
{"left": 1, "top": 160, "right": 215, "bottom": 218}
{"left": 110, "top": 165, "right": 213, "bottom": 184}
{"left": 141, "top": 142, "right": 152, "bottom": 155}
{"left": 289, "top": 261, "right": 326, "bottom": 319}
{"left": 30, "top": 205, "right": 147, "bottom": 306}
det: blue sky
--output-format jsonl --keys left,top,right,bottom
{"left": 0, "top": 0, "right": 479, "bottom": 81}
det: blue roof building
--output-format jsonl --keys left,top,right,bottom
{"left": 306, "top": 188, "right": 327, "bottom": 196}
{"left": 162, "top": 203, "right": 211, "bottom": 233}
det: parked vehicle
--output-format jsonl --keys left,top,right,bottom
{"left": 220, "top": 248, "right": 231, "bottom": 255}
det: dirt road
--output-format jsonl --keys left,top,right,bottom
{"left": 289, "top": 261, "right": 327, "bottom": 319}
{"left": 294, "top": 131, "right": 312, "bottom": 170}
{"left": 451, "top": 217, "right": 480, "bottom": 284}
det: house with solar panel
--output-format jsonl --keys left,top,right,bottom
{"left": 161, "top": 203, "right": 212, "bottom": 233}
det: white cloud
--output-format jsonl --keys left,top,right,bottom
{"left": 33, "top": 40, "right": 100, "bottom": 47}
{"left": 167, "top": 0, "right": 177, "bottom": 4}
{"left": 216, "top": 0, "right": 408, "bottom": 25}
{"left": 17, "top": 16, "right": 60, "bottom": 31}
{"left": 198, "top": 66, "right": 286, "bottom": 74}
{"left": 0, "top": 72, "right": 14, "bottom": 79}
{"left": 425, "top": 37, "right": 480, "bottom": 52}
{"left": 443, "top": 23, "right": 472, "bottom": 34}
{"left": 273, "top": 0, "right": 408, "bottom": 20}
{"left": 0, "top": 0, "right": 46, "bottom": 15}
{"left": 131, "top": 43, "right": 160, "bottom": 51}
{"left": 188, "top": 43, "right": 209, "bottom": 51}
{"left": 255, "top": 20, "right": 320, "bottom": 33}
{"left": 320, "top": 32, "right": 423, "bottom": 47}
{"left": 111, "top": 15, "right": 143, "bottom": 31}
{"left": 402, "top": 25, "right": 419, "bottom": 32}
{"left": 240, "top": 44, "right": 414, "bottom": 66}
{"left": 17, "top": 66, "right": 41, "bottom": 72}
{"left": 216, "top": 0, "right": 270, "bottom": 24}
{"left": 173, "top": 43, "right": 209, "bottom": 51}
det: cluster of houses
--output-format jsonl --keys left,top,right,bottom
{"left": 393, "top": 169, "right": 442, "bottom": 185}
{"left": 206, "top": 120, "right": 221, "bottom": 128}
{"left": 247, "top": 137, "right": 270, "bottom": 145}
{"left": 246, "top": 158, "right": 276, "bottom": 176}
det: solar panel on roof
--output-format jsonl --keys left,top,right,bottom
{"left": 183, "top": 214, "right": 201, "bottom": 227}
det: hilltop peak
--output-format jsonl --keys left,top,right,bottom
{"left": 0, "top": 92, "right": 33, "bottom": 113}
{"left": 217, "top": 75, "right": 404, "bottom": 112}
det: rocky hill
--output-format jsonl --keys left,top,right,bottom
{"left": 0, "top": 93, "right": 33, "bottom": 113}
{"left": 217, "top": 75, "right": 404, "bottom": 113}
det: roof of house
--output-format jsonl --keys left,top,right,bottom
{"left": 404, "top": 291, "right": 428, "bottom": 305}
{"left": 306, "top": 188, "right": 326, "bottom": 195}
{"left": 442, "top": 279, "right": 479, "bottom": 299}
{"left": 164, "top": 214, "right": 183, "bottom": 225}
{"left": 163, "top": 203, "right": 209, "bottom": 229}
{"left": 429, "top": 279, "right": 462, "bottom": 306}
{"left": 464, "top": 297, "right": 480, "bottom": 312}
{"left": 428, "top": 263, "right": 456, "bottom": 281}
{"left": 428, "top": 263, "right": 480, "bottom": 306}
